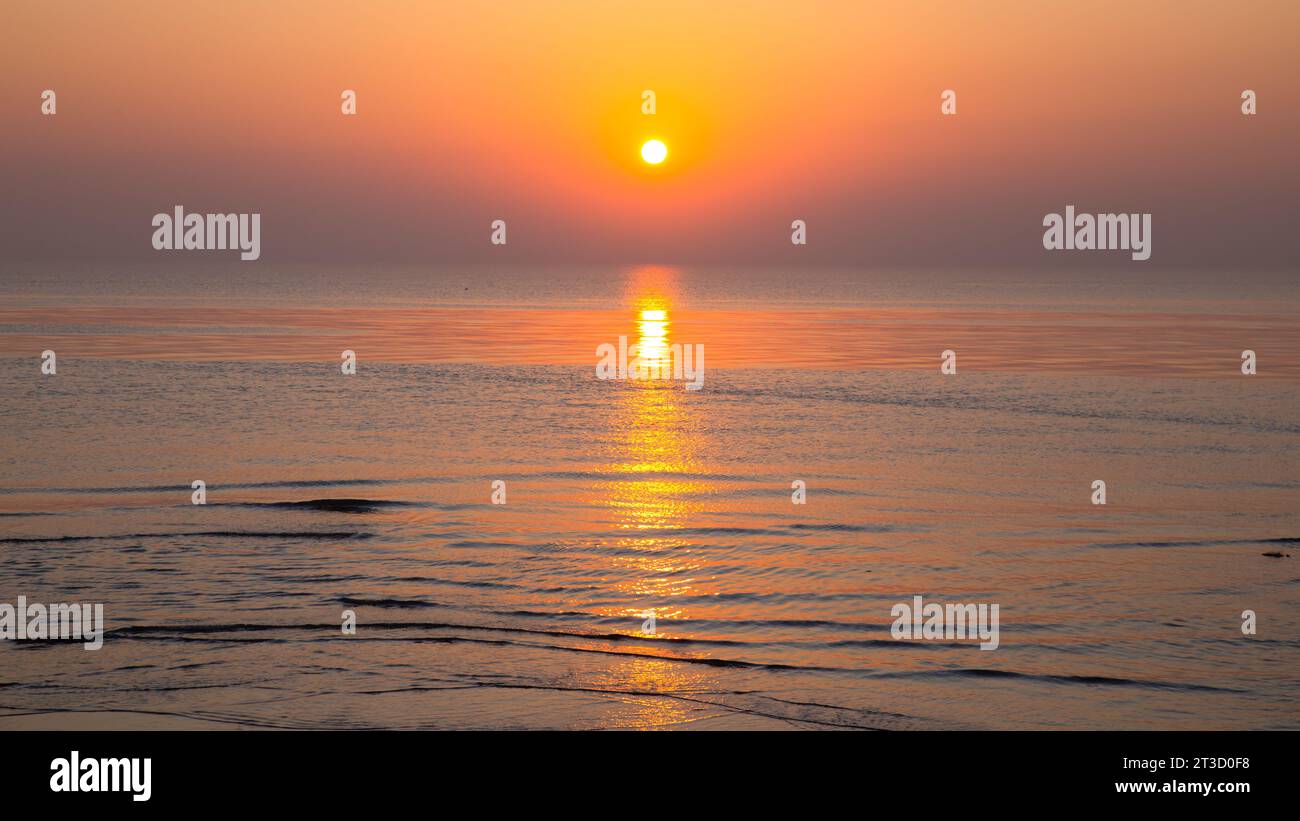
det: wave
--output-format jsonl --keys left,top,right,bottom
{"left": 335, "top": 597, "right": 442, "bottom": 609}
{"left": 95, "top": 616, "right": 1051, "bottom": 662}
{"left": 223, "top": 498, "right": 420, "bottom": 513}
{"left": 100, "top": 620, "right": 843, "bottom": 672}
{"left": 105, "top": 619, "right": 796, "bottom": 653}
{"left": 0, "top": 687, "right": 928, "bottom": 731}
{"left": 72, "top": 620, "right": 1247, "bottom": 697}
{"left": 0, "top": 530, "right": 370, "bottom": 544}
{"left": 1093, "top": 536, "right": 1300, "bottom": 549}
{"left": 0, "top": 469, "right": 849, "bottom": 498}
{"left": 0, "top": 478, "right": 439, "bottom": 495}
{"left": 870, "top": 668, "right": 1245, "bottom": 693}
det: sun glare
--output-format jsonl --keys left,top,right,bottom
{"left": 640, "top": 139, "right": 668, "bottom": 165}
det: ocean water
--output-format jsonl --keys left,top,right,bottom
{"left": 1, "top": 264, "right": 1298, "bottom": 730}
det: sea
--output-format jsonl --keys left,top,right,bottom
{"left": 1, "top": 263, "right": 1297, "bottom": 729}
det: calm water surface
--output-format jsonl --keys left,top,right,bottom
{"left": 1, "top": 265, "right": 1297, "bottom": 729}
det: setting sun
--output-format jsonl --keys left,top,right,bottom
{"left": 640, "top": 139, "right": 668, "bottom": 165}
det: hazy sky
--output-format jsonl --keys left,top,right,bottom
{"left": 2, "top": 0, "right": 1297, "bottom": 267}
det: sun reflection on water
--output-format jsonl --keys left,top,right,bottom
{"left": 594, "top": 656, "right": 715, "bottom": 729}
{"left": 595, "top": 291, "right": 723, "bottom": 729}
{"left": 598, "top": 267, "right": 710, "bottom": 627}
{"left": 635, "top": 307, "right": 670, "bottom": 369}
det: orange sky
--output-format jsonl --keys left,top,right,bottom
{"left": 2, "top": 0, "right": 1298, "bottom": 265}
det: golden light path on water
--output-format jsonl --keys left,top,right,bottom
{"left": 590, "top": 267, "right": 706, "bottom": 610}
{"left": 594, "top": 267, "right": 723, "bottom": 727}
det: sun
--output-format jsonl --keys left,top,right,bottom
{"left": 640, "top": 139, "right": 668, "bottom": 165}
